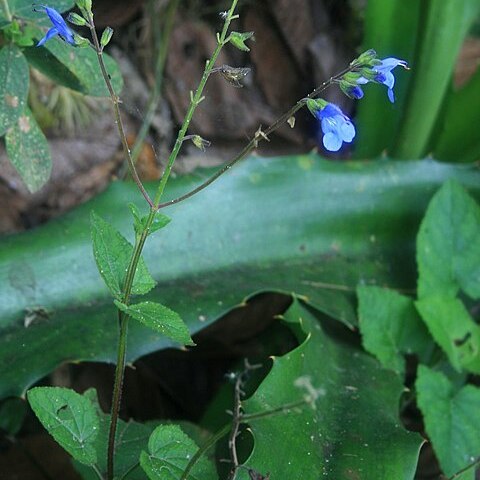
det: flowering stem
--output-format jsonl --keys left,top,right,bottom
{"left": 155, "top": 65, "right": 355, "bottom": 209}
{"left": 97, "top": 2, "right": 240, "bottom": 478}
{"left": 88, "top": 15, "right": 154, "bottom": 208}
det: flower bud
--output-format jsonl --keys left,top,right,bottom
{"left": 67, "top": 12, "right": 88, "bottom": 26}
{"left": 100, "top": 27, "right": 114, "bottom": 48}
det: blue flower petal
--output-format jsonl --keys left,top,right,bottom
{"left": 317, "top": 103, "right": 356, "bottom": 152}
{"left": 37, "top": 27, "right": 59, "bottom": 47}
{"left": 36, "top": 6, "right": 75, "bottom": 46}
{"left": 323, "top": 132, "right": 342, "bottom": 152}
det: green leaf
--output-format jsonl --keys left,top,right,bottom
{"left": 0, "top": 397, "right": 27, "bottom": 436}
{"left": 1, "top": 156, "right": 480, "bottom": 398}
{"left": 353, "top": 0, "right": 419, "bottom": 158}
{"left": 5, "top": 107, "right": 52, "bottom": 193}
{"left": 140, "top": 424, "right": 217, "bottom": 480}
{"left": 239, "top": 300, "right": 422, "bottom": 479}
{"left": 27, "top": 387, "right": 99, "bottom": 465}
{"left": 229, "top": 31, "right": 254, "bottom": 52}
{"left": 357, "top": 285, "right": 431, "bottom": 373}
{"left": 73, "top": 389, "right": 160, "bottom": 480}
{"left": 23, "top": 39, "right": 123, "bottom": 96}
{"left": 417, "top": 179, "right": 480, "bottom": 299}
{"left": 148, "top": 212, "right": 171, "bottom": 235}
{"left": 90, "top": 212, "right": 156, "bottom": 299}
{"left": 434, "top": 65, "right": 480, "bottom": 163}
{"left": 0, "top": 45, "right": 29, "bottom": 136}
{"left": 115, "top": 300, "right": 194, "bottom": 346}
{"left": 416, "top": 365, "right": 480, "bottom": 477}
{"left": 392, "top": 0, "right": 480, "bottom": 158}
{"left": 7, "top": 0, "right": 74, "bottom": 20}
{"left": 416, "top": 296, "right": 480, "bottom": 373}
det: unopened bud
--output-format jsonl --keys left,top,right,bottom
{"left": 67, "top": 12, "right": 88, "bottom": 26}
{"left": 100, "top": 27, "right": 114, "bottom": 48}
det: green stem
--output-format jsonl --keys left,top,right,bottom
{"left": 129, "top": 0, "right": 179, "bottom": 169}
{"left": 88, "top": 16, "right": 154, "bottom": 208}
{"left": 180, "top": 424, "right": 231, "bottom": 480}
{"left": 106, "top": 228, "right": 150, "bottom": 480}
{"left": 1, "top": 0, "right": 11, "bottom": 21}
{"left": 155, "top": 65, "right": 354, "bottom": 210}
{"left": 153, "top": 0, "right": 239, "bottom": 207}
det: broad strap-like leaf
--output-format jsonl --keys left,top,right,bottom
{"left": 90, "top": 212, "right": 156, "bottom": 299}
{"left": 1, "top": 157, "right": 480, "bottom": 399}
{"left": 140, "top": 424, "right": 217, "bottom": 480}
{"left": 27, "top": 387, "right": 99, "bottom": 466}
{"left": 357, "top": 285, "right": 431, "bottom": 373}
{"left": 416, "top": 365, "right": 480, "bottom": 477}
{"left": 115, "top": 300, "right": 194, "bottom": 346}
{"left": 5, "top": 107, "right": 52, "bottom": 193}
{"left": 0, "top": 44, "right": 29, "bottom": 136}
{"left": 240, "top": 300, "right": 422, "bottom": 479}
{"left": 416, "top": 296, "right": 480, "bottom": 374}
{"left": 417, "top": 178, "right": 480, "bottom": 299}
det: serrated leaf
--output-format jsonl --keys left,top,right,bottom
{"left": 416, "top": 365, "right": 480, "bottom": 477}
{"left": 0, "top": 45, "right": 29, "bottom": 136}
{"left": 73, "top": 389, "right": 160, "bottom": 480}
{"left": 5, "top": 107, "right": 52, "bottom": 192}
{"left": 229, "top": 31, "right": 254, "bottom": 52}
{"left": 357, "top": 285, "right": 431, "bottom": 373}
{"left": 416, "top": 295, "right": 480, "bottom": 373}
{"left": 27, "top": 387, "right": 99, "bottom": 465}
{"left": 148, "top": 212, "right": 171, "bottom": 235}
{"left": 91, "top": 212, "right": 156, "bottom": 299}
{"left": 240, "top": 300, "right": 422, "bottom": 479}
{"left": 417, "top": 179, "right": 480, "bottom": 299}
{"left": 140, "top": 424, "right": 217, "bottom": 480}
{"left": 115, "top": 300, "right": 194, "bottom": 346}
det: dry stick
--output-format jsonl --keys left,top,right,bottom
{"left": 227, "top": 360, "right": 262, "bottom": 480}
{"left": 88, "top": 17, "right": 154, "bottom": 208}
{"left": 156, "top": 65, "right": 355, "bottom": 210}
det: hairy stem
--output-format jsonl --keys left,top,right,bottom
{"left": 88, "top": 15, "right": 154, "bottom": 208}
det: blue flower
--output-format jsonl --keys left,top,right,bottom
{"left": 316, "top": 103, "right": 356, "bottom": 152}
{"left": 357, "top": 57, "right": 409, "bottom": 103}
{"left": 35, "top": 5, "right": 75, "bottom": 47}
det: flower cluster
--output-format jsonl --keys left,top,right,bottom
{"left": 308, "top": 49, "right": 409, "bottom": 152}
